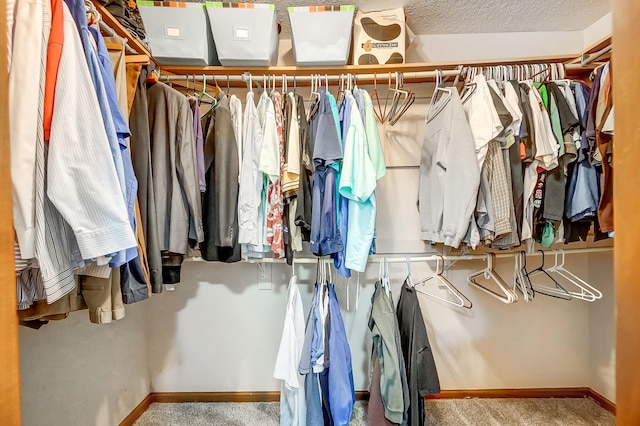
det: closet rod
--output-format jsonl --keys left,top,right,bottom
{"left": 581, "top": 44, "right": 612, "bottom": 67}
{"left": 187, "top": 247, "right": 612, "bottom": 265}
{"left": 98, "top": 21, "right": 137, "bottom": 55}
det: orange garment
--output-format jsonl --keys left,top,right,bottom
{"left": 43, "top": 0, "right": 64, "bottom": 142}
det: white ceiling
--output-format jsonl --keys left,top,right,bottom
{"left": 260, "top": 0, "right": 611, "bottom": 37}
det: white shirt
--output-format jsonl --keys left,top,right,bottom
{"left": 462, "top": 75, "right": 504, "bottom": 169}
{"left": 493, "top": 80, "right": 523, "bottom": 149}
{"left": 10, "top": 0, "right": 45, "bottom": 260}
{"left": 257, "top": 91, "right": 280, "bottom": 182}
{"left": 238, "top": 91, "right": 264, "bottom": 248}
{"left": 47, "top": 3, "right": 137, "bottom": 260}
{"left": 273, "top": 276, "right": 307, "bottom": 426}
{"left": 229, "top": 94, "right": 243, "bottom": 179}
{"left": 525, "top": 80, "right": 558, "bottom": 170}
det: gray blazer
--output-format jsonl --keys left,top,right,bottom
{"left": 147, "top": 82, "right": 204, "bottom": 255}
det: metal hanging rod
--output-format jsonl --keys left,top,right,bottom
{"left": 159, "top": 62, "right": 596, "bottom": 86}
{"left": 187, "top": 246, "right": 612, "bottom": 265}
{"left": 99, "top": 20, "right": 137, "bottom": 55}
{"left": 581, "top": 44, "right": 612, "bottom": 67}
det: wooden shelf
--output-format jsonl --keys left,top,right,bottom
{"left": 159, "top": 54, "right": 591, "bottom": 77}
{"left": 92, "top": 0, "right": 152, "bottom": 58}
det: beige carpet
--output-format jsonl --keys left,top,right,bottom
{"left": 134, "top": 398, "right": 614, "bottom": 426}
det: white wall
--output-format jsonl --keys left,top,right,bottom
{"left": 588, "top": 252, "right": 616, "bottom": 402}
{"left": 19, "top": 301, "right": 151, "bottom": 426}
{"left": 583, "top": 12, "right": 612, "bottom": 49}
{"left": 278, "top": 29, "right": 597, "bottom": 66}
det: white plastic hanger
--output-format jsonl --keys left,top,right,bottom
{"left": 378, "top": 257, "right": 391, "bottom": 298}
{"left": 512, "top": 251, "right": 535, "bottom": 302}
{"left": 414, "top": 256, "right": 473, "bottom": 309}
{"left": 467, "top": 253, "right": 518, "bottom": 304}
{"left": 526, "top": 250, "right": 572, "bottom": 301}
{"left": 545, "top": 250, "right": 602, "bottom": 301}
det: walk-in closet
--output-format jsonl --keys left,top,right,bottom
{"left": 2, "top": 0, "right": 639, "bottom": 425}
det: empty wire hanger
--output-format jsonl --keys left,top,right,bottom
{"left": 467, "top": 253, "right": 518, "bottom": 304}
{"left": 414, "top": 256, "right": 473, "bottom": 309}
{"left": 527, "top": 250, "right": 572, "bottom": 301}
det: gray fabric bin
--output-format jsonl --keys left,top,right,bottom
{"left": 288, "top": 5, "right": 355, "bottom": 66}
{"left": 138, "top": 1, "right": 219, "bottom": 66}
{"left": 205, "top": 2, "right": 278, "bottom": 66}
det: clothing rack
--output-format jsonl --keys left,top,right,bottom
{"left": 98, "top": 21, "right": 137, "bottom": 55}
{"left": 187, "top": 246, "right": 612, "bottom": 265}
{"left": 158, "top": 62, "right": 592, "bottom": 86}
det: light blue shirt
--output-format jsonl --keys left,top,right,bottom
{"left": 338, "top": 91, "right": 377, "bottom": 272}
{"left": 89, "top": 27, "right": 139, "bottom": 266}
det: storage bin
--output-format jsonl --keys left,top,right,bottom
{"left": 352, "top": 8, "right": 406, "bottom": 65}
{"left": 288, "top": 5, "right": 355, "bottom": 66}
{"left": 138, "top": 1, "right": 218, "bottom": 66}
{"left": 205, "top": 2, "right": 279, "bottom": 66}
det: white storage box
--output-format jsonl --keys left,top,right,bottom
{"left": 288, "top": 5, "right": 355, "bottom": 66}
{"left": 138, "top": 1, "right": 218, "bottom": 66}
{"left": 205, "top": 2, "right": 279, "bottom": 66}
{"left": 352, "top": 8, "right": 406, "bottom": 65}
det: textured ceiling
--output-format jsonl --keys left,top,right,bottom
{"left": 258, "top": 0, "right": 611, "bottom": 37}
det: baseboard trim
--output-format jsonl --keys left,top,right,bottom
{"left": 424, "top": 387, "right": 591, "bottom": 400}
{"left": 587, "top": 389, "right": 616, "bottom": 415}
{"left": 119, "top": 393, "right": 155, "bottom": 426}
{"left": 119, "top": 387, "right": 616, "bottom": 425}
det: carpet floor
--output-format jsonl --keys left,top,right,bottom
{"left": 134, "top": 398, "right": 614, "bottom": 426}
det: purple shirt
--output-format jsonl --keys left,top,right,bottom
{"left": 189, "top": 98, "right": 206, "bottom": 192}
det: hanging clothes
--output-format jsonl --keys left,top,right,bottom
{"left": 229, "top": 94, "right": 244, "bottom": 178}
{"left": 129, "top": 66, "right": 163, "bottom": 293}
{"left": 200, "top": 93, "right": 241, "bottom": 263}
{"left": 146, "top": 80, "right": 204, "bottom": 283}
{"left": 368, "top": 280, "right": 409, "bottom": 425}
{"left": 310, "top": 88, "right": 344, "bottom": 257}
{"left": 189, "top": 97, "right": 206, "bottom": 193}
{"left": 419, "top": 88, "right": 480, "bottom": 249}
{"left": 396, "top": 280, "right": 441, "bottom": 426}
{"left": 267, "top": 90, "right": 286, "bottom": 258}
{"left": 338, "top": 89, "right": 376, "bottom": 270}
{"left": 299, "top": 283, "right": 325, "bottom": 426}
{"left": 326, "top": 283, "right": 355, "bottom": 426}
{"left": 294, "top": 93, "right": 315, "bottom": 242}
{"left": 274, "top": 275, "right": 307, "bottom": 426}
{"left": 238, "top": 91, "right": 265, "bottom": 257}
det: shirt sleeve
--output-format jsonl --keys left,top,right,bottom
{"left": 10, "top": 0, "right": 44, "bottom": 259}
{"left": 47, "top": 4, "right": 136, "bottom": 260}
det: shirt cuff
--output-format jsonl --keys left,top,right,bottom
{"left": 75, "top": 224, "right": 137, "bottom": 261}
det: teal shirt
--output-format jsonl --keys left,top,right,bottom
{"left": 339, "top": 91, "right": 377, "bottom": 272}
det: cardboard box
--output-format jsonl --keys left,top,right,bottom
{"left": 352, "top": 8, "right": 405, "bottom": 65}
